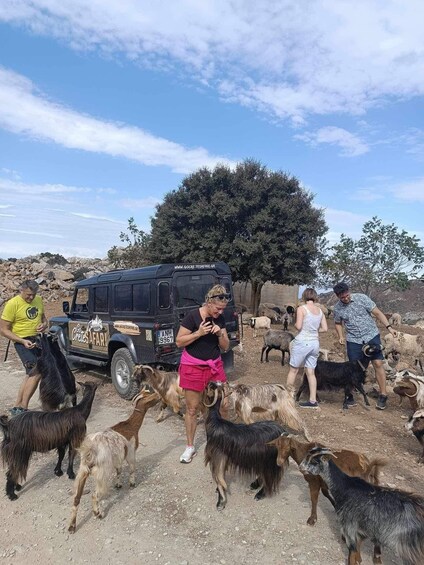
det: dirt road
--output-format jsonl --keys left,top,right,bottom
{"left": 1, "top": 314, "right": 423, "bottom": 565}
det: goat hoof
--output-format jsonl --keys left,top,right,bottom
{"left": 250, "top": 479, "right": 260, "bottom": 490}
{"left": 8, "top": 493, "right": 18, "bottom": 501}
{"left": 67, "top": 472, "right": 75, "bottom": 480}
{"left": 54, "top": 469, "right": 64, "bottom": 477}
{"left": 15, "top": 483, "right": 22, "bottom": 491}
{"left": 68, "top": 525, "right": 76, "bottom": 534}
{"left": 254, "top": 493, "right": 265, "bottom": 501}
{"left": 130, "top": 482, "right": 136, "bottom": 488}
{"left": 306, "top": 517, "right": 317, "bottom": 526}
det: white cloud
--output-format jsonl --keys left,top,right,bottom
{"left": 70, "top": 212, "right": 125, "bottom": 224}
{"left": 295, "top": 127, "right": 369, "bottom": 157}
{"left": 0, "top": 67, "right": 236, "bottom": 173}
{"left": 2, "top": 1, "right": 424, "bottom": 122}
{"left": 120, "top": 197, "right": 161, "bottom": 209}
{"left": 391, "top": 178, "right": 424, "bottom": 202}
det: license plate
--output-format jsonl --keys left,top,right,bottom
{"left": 157, "top": 328, "right": 174, "bottom": 345}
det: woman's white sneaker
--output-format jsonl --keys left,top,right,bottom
{"left": 180, "top": 446, "right": 196, "bottom": 463}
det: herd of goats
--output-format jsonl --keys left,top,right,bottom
{"left": 1, "top": 326, "right": 424, "bottom": 564}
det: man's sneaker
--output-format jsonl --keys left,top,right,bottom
{"left": 345, "top": 397, "right": 357, "bottom": 408}
{"left": 180, "top": 446, "right": 196, "bottom": 463}
{"left": 9, "top": 406, "right": 27, "bottom": 417}
{"left": 298, "top": 400, "right": 319, "bottom": 408}
{"left": 376, "top": 395, "right": 388, "bottom": 410}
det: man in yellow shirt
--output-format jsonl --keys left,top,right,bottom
{"left": 0, "top": 280, "right": 48, "bottom": 415}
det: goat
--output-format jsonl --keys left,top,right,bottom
{"left": 406, "top": 408, "right": 424, "bottom": 463}
{"left": 203, "top": 381, "right": 286, "bottom": 510}
{"left": 393, "top": 372, "right": 424, "bottom": 412}
{"left": 68, "top": 387, "right": 160, "bottom": 532}
{"left": 226, "top": 382, "right": 308, "bottom": 437}
{"left": 295, "top": 360, "right": 369, "bottom": 410}
{"left": 260, "top": 330, "right": 294, "bottom": 366}
{"left": 34, "top": 333, "right": 77, "bottom": 411}
{"left": 383, "top": 331, "right": 424, "bottom": 372}
{"left": 250, "top": 316, "right": 271, "bottom": 338}
{"left": 318, "top": 347, "right": 330, "bottom": 361}
{"left": 268, "top": 434, "right": 386, "bottom": 526}
{"left": 132, "top": 365, "right": 184, "bottom": 422}
{"left": 389, "top": 312, "right": 402, "bottom": 327}
{"left": 299, "top": 446, "right": 424, "bottom": 565}
{"left": 1, "top": 382, "right": 97, "bottom": 500}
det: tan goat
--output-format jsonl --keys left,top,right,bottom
{"left": 133, "top": 365, "right": 184, "bottom": 422}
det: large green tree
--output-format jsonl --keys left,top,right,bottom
{"left": 107, "top": 217, "right": 151, "bottom": 269}
{"left": 316, "top": 216, "right": 424, "bottom": 298}
{"left": 148, "top": 159, "right": 327, "bottom": 313}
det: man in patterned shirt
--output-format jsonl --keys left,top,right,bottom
{"left": 333, "top": 282, "right": 396, "bottom": 410}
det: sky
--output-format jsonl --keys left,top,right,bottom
{"left": 1, "top": 1, "right": 424, "bottom": 260}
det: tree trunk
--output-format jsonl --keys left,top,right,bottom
{"left": 250, "top": 280, "right": 264, "bottom": 316}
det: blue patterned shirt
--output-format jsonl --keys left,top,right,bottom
{"left": 333, "top": 293, "right": 379, "bottom": 344}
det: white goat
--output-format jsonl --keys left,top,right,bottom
{"left": 383, "top": 331, "right": 424, "bottom": 371}
{"left": 226, "top": 382, "right": 308, "bottom": 438}
{"left": 250, "top": 316, "right": 271, "bottom": 338}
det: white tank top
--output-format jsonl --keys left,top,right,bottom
{"left": 296, "top": 304, "right": 323, "bottom": 342}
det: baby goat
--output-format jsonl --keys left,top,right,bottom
{"left": 68, "top": 387, "right": 160, "bottom": 532}
{"left": 227, "top": 382, "right": 308, "bottom": 437}
{"left": 268, "top": 434, "right": 385, "bottom": 526}
{"left": 133, "top": 365, "right": 184, "bottom": 422}
{"left": 1, "top": 382, "right": 97, "bottom": 500}
{"left": 204, "top": 381, "right": 286, "bottom": 510}
{"left": 300, "top": 446, "right": 424, "bottom": 565}
{"left": 35, "top": 333, "right": 77, "bottom": 411}
{"left": 295, "top": 360, "right": 369, "bottom": 410}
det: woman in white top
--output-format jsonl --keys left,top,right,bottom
{"left": 286, "top": 288, "right": 328, "bottom": 407}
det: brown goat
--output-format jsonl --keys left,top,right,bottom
{"left": 133, "top": 365, "right": 184, "bottom": 422}
{"left": 268, "top": 434, "right": 386, "bottom": 526}
{"left": 68, "top": 387, "right": 160, "bottom": 532}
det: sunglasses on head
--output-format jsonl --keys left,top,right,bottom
{"left": 209, "top": 293, "right": 231, "bottom": 301}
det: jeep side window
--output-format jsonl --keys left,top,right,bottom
{"left": 114, "top": 284, "right": 132, "bottom": 311}
{"left": 73, "top": 288, "right": 89, "bottom": 314}
{"left": 94, "top": 286, "right": 108, "bottom": 313}
{"left": 133, "top": 283, "right": 150, "bottom": 312}
{"left": 158, "top": 282, "right": 170, "bottom": 309}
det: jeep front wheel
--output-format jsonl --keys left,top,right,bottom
{"left": 111, "top": 349, "right": 139, "bottom": 399}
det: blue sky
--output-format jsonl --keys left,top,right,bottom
{"left": 1, "top": 1, "right": 423, "bottom": 259}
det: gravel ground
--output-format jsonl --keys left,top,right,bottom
{"left": 0, "top": 307, "right": 423, "bottom": 565}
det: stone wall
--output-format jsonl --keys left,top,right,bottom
{"left": 233, "top": 281, "right": 299, "bottom": 310}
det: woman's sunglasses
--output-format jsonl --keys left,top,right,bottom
{"left": 209, "top": 293, "right": 231, "bottom": 301}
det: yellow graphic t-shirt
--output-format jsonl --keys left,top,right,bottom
{"left": 1, "top": 295, "right": 44, "bottom": 338}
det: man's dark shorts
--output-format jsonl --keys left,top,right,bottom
{"left": 14, "top": 337, "right": 41, "bottom": 374}
{"left": 346, "top": 334, "right": 384, "bottom": 367}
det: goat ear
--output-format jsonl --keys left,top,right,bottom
{"left": 266, "top": 438, "right": 278, "bottom": 447}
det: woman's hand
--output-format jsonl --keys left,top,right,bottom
{"left": 198, "top": 320, "right": 213, "bottom": 336}
{"left": 210, "top": 323, "right": 222, "bottom": 336}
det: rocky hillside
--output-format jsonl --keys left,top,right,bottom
{"left": 0, "top": 254, "right": 111, "bottom": 307}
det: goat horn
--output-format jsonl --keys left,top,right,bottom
{"left": 203, "top": 387, "right": 219, "bottom": 408}
{"left": 140, "top": 364, "right": 154, "bottom": 374}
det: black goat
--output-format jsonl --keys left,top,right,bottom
{"left": 34, "top": 333, "right": 77, "bottom": 411}
{"left": 203, "top": 381, "right": 286, "bottom": 510}
{"left": 1, "top": 381, "right": 97, "bottom": 500}
{"left": 295, "top": 360, "right": 369, "bottom": 410}
{"left": 260, "top": 330, "right": 294, "bottom": 366}
{"left": 299, "top": 446, "right": 424, "bottom": 565}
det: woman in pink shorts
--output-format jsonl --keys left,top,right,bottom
{"left": 176, "top": 285, "right": 230, "bottom": 463}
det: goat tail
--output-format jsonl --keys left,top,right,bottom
{"left": 364, "top": 457, "right": 387, "bottom": 485}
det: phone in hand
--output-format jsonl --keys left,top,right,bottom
{"left": 205, "top": 316, "right": 214, "bottom": 325}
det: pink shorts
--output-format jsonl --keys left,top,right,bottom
{"left": 179, "top": 359, "right": 227, "bottom": 392}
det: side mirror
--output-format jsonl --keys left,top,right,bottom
{"left": 63, "top": 301, "right": 70, "bottom": 314}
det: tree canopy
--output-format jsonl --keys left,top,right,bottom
{"left": 107, "top": 217, "right": 151, "bottom": 269}
{"left": 148, "top": 159, "right": 327, "bottom": 312}
{"left": 316, "top": 216, "right": 424, "bottom": 298}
